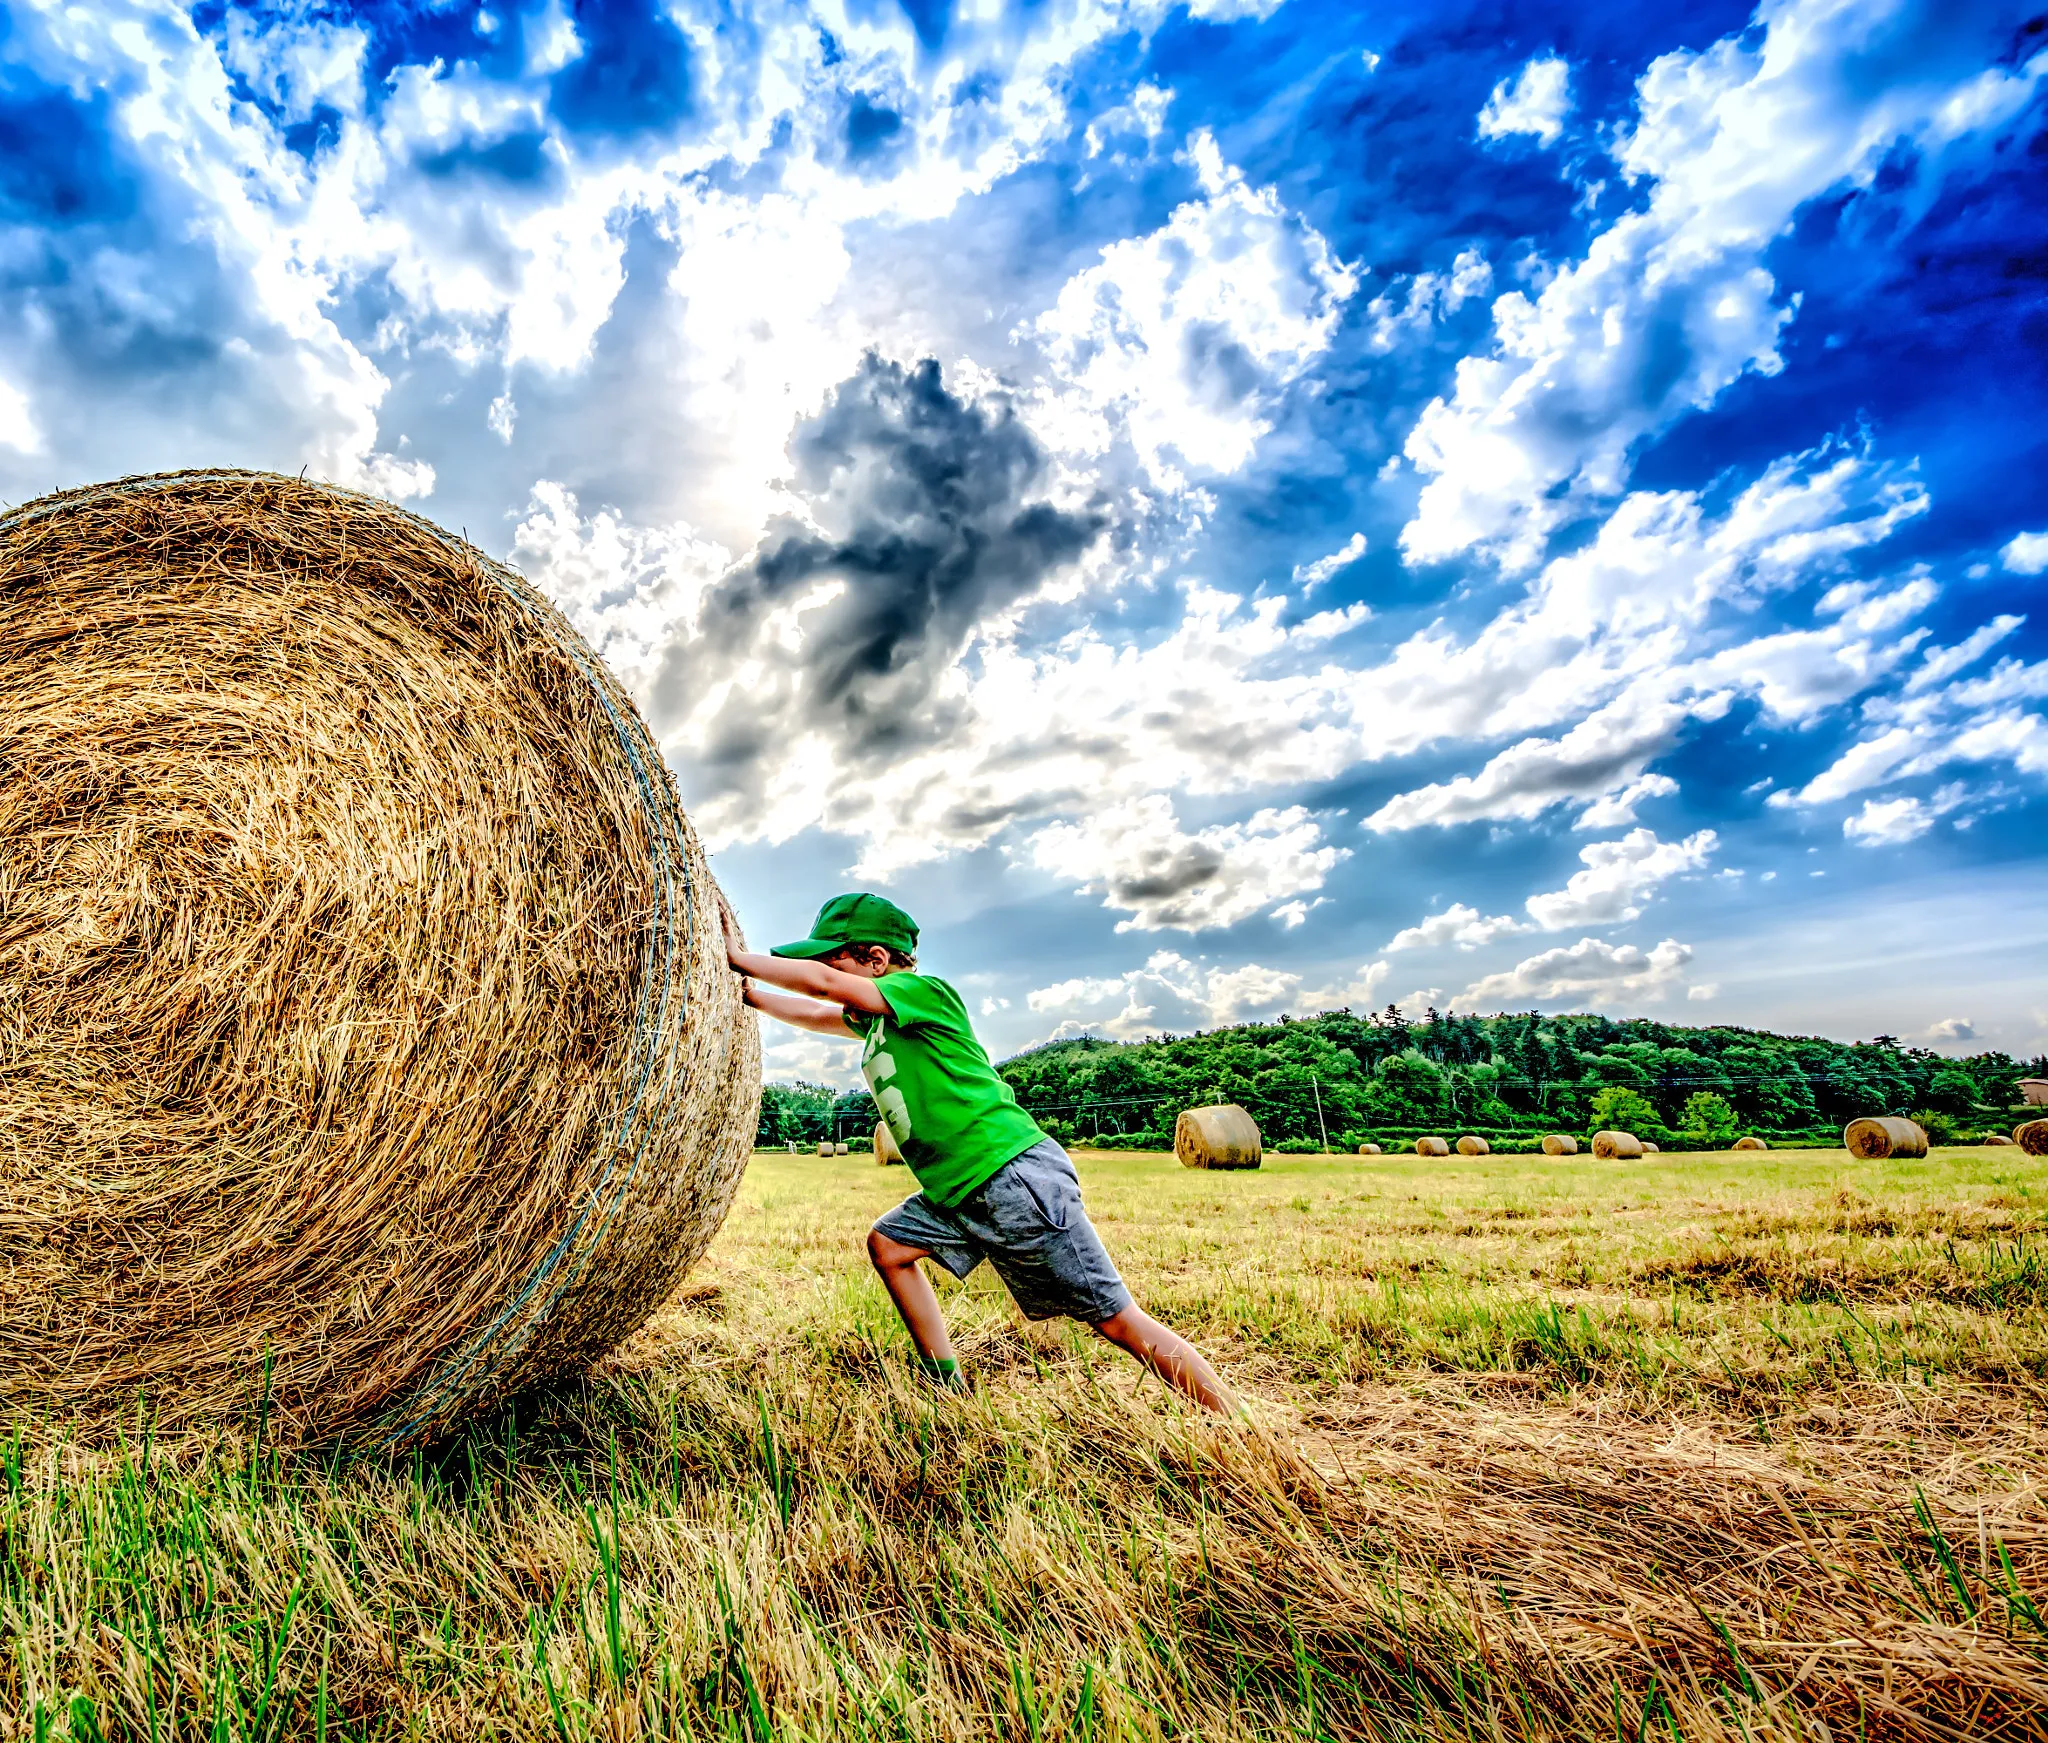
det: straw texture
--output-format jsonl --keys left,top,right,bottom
{"left": 874, "top": 1122, "right": 904, "bottom": 1165}
{"left": 1413, "top": 1136, "right": 1449, "bottom": 1158}
{"left": 1592, "top": 1131, "right": 1643, "bottom": 1160}
{"left": 1843, "top": 1117, "right": 1928, "bottom": 1161}
{"left": 1174, "top": 1105, "right": 1261, "bottom": 1170}
{"left": 1540, "top": 1134, "right": 1577, "bottom": 1156}
{"left": 2015, "top": 1120, "right": 2048, "bottom": 1157}
{"left": 1454, "top": 1135, "right": 1489, "bottom": 1156}
{"left": 0, "top": 469, "right": 759, "bottom": 1447}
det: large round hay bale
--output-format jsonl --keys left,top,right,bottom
{"left": 1414, "top": 1136, "right": 1450, "bottom": 1157}
{"left": 875, "top": 1122, "right": 905, "bottom": 1165}
{"left": 816, "top": 1140, "right": 833, "bottom": 1158}
{"left": 1641, "top": 1140, "right": 1660, "bottom": 1153}
{"left": 1455, "top": 1135, "right": 1489, "bottom": 1156}
{"left": 1175, "top": 1104, "right": 1261, "bottom": 1170}
{"left": 834, "top": 1141, "right": 850, "bottom": 1157}
{"left": 1733, "top": 1135, "right": 1766, "bottom": 1151}
{"left": 1540, "top": 1134, "right": 1577, "bottom": 1156}
{"left": 1843, "top": 1117, "right": 1927, "bottom": 1160}
{"left": 0, "top": 471, "right": 758, "bottom": 1446}
{"left": 2015, "top": 1120, "right": 2048, "bottom": 1157}
{"left": 1592, "top": 1130, "right": 1643, "bottom": 1160}
{"left": 1357, "top": 1142, "right": 1382, "bottom": 1156}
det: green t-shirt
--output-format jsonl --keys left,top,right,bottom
{"left": 846, "top": 973, "right": 1045, "bottom": 1206}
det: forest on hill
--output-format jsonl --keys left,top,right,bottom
{"left": 757, "top": 1006, "right": 2046, "bottom": 1153}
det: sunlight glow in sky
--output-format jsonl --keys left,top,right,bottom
{"left": 3, "top": 0, "right": 2044, "bottom": 1081}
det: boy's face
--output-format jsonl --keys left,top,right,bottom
{"left": 824, "top": 943, "right": 892, "bottom": 980}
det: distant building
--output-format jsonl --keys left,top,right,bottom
{"left": 2022, "top": 1079, "right": 2048, "bottom": 1107}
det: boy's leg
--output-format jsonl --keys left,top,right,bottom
{"left": 1092, "top": 1304, "right": 1237, "bottom": 1415}
{"left": 866, "top": 1228, "right": 961, "bottom": 1382}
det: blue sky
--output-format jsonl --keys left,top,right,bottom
{"left": 3, "top": 0, "right": 2044, "bottom": 1081}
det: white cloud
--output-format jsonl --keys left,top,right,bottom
{"left": 0, "top": 378, "right": 39, "bottom": 453}
{"left": 1460, "top": 936, "right": 1694, "bottom": 1007}
{"left": 1025, "top": 949, "right": 1386, "bottom": 1040}
{"left": 1384, "top": 902, "right": 1530, "bottom": 952}
{"left": 1403, "top": 0, "right": 2045, "bottom": 570}
{"left": 1027, "top": 131, "right": 1357, "bottom": 485}
{"left": 1523, "top": 827, "right": 1718, "bottom": 930}
{"left": 1576, "top": 772, "right": 1678, "bottom": 828}
{"left": 1027, "top": 795, "right": 1347, "bottom": 932}
{"left": 1293, "top": 531, "right": 1367, "bottom": 588}
{"left": 2002, "top": 531, "right": 2048, "bottom": 575}
{"left": 1927, "top": 1016, "right": 1976, "bottom": 1042}
{"left": 1687, "top": 982, "right": 1718, "bottom": 1001}
{"left": 1478, "top": 55, "right": 1572, "bottom": 148}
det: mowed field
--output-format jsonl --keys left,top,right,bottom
{"left": 8, "top": 1144, "right": 2048, "bottom": 1740}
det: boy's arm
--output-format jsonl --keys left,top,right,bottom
{"left": 743, "top": 982, "right": 859, "bottom": 1038}
{"left": 720, "top": 903, "right": 892, "bottom": 1016}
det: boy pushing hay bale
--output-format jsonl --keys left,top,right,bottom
{"left": 0, "top": 471, "right": 759, "bottom": 1445}
{"left": 725, "top": 894, "right": 1235, "bottom": 1410}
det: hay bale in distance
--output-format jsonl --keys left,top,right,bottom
{"left": 1843, "top": 1117, "right": 1928, "bottom": 1160}
{"left": 1641, "top": 1141, "right": 1660, "bottom": 1153}
{"left": 1592, "top": 1131, "right": 1643, "bottom": 1160}
{"left": 875, "top": 1122, "right": 905, "bottom": 1165}
{"left": 2015, "top": 1120, "right": 2048, "bottom": 1157}
{"left": 1414, "top": 1136, "right": 1450, "bottom": 1158}
{"left": 1540, "top": 1134, "right": 1577, "bottom": 1156}
{"left": 1455, "top": 1135, "right": 1489, "bottom": 1156}
{"left": 1357, "top": 1142, "right": 1382, "bottom": 1156}
{"left": 1175, "top": 1104, "right": 1261, "bottom": 1170}
{"left": 0, "top": 470, "right": 759, "bottom": 1446}
{"left": 833, "top": 1142, "right": 850, "bottom": 1156}
{"left": 1733, "top": 1136, "right": 1766, "bottom": 1151}
{"left": 1983, "top": 1133, "right": 2016, "bottom": 1147}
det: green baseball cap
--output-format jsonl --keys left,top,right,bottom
{"left": 770, "top": 892, "right": 919, "bottom": 960}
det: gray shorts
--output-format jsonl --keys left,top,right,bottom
{"left": 871, "top": 1138, "right": 1133, "bottom": 1324}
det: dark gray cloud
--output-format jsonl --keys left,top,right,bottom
{"left": 673, "top": 353, "right": 1105, "bottom": 794}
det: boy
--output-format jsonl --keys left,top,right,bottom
{"left": 724, "top": 892, "right": 1235, "bottom": 1412}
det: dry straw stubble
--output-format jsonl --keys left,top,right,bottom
{"left": 0, "top": 469, "right": 759, "bottom": 1447}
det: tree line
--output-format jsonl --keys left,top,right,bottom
{"left": 756, "top": 1006, "right": 2045, "bottom": 1152}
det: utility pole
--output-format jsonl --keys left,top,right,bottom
{"left": 1311, "top": 1072, "right": 1330, "bottom": 1154}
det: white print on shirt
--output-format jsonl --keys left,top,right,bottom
{"left": 862, "top": 1021, "right": 913, "bottom": 1144}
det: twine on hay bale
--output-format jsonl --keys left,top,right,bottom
{"left": 1843, "top": 1117, "right": 1927, "bottom": 1160}
{"left": 1455, "top": 1135, "right": 1489, "bottom": 1156}
{"left": 1540, "top": 1134, "right": 1577, "bottom": 1156}
{"left": 1733, "top": 1136, "right": 1766, "bottom": 1151}
{"left": 0, "top": 470, "right": 759, "bottom": 1447}
{"left": 1357, "top": 1142, "right": 1381, "bottom": 1156}
{"left": 2015, "top": 1120, "right": 2048, "bottom": 1157}
{"left": 1592, "top": 1131, "right": 1642, "bottom": 1160}
{"left": 875, "top": 1122, "right": 905, "bottom": 1165}
{"left": 1414, "top": 1136, "right": 1449, "bottom": 1158}
{"left": 1174, "top": 1105, "right": 1261, "bottom": 1170}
